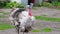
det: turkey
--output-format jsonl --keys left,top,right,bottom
{"left": 9, "top": 5, "right": 35, "bottom": 34}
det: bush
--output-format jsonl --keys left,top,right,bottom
{"left": 52, "top": 1, "right": 58, "bottom": 6}
{"left": 43, "top": 2, "right": 53, "bottom": 7}
{"left": 5, "top": 1, "right": 25, "bottom": 8}
{"left": 38, "top": 2, "right": 53, "bottom": 7}
{"left": 52, "top": 1, "right": 60, "bottom": 8}
{"left": 18, "top": 4, "right": 25, "bottom": 8}
{"left": 51, "top": 0, "right": 60, "bottom": 6}
{"left": 0, "top": 1, "right": 9, "bottom": 8}
{"left": 38, "top": 2, "right": 43, "bottom": 7}
{"left": 56, "top": 2, "right": 60, "bottom": 6}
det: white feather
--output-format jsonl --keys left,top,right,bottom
{"left": 18, "top": 11, "right": 35, "bottom": 29}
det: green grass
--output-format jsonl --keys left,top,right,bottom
{"left": 32, "top": 7, "right": 37, "bottom": 10}
{"left": 0, "top": 12, "right": 9, "bottom": 18}
{"left": 0, "top": 15, "right": 5, "bottom": 18}
{"left": 40, "top": 28, "right": 52, "bottom": 32}
{"left": 0, "top": 13, "right": 4, "bottom": 18}
{"left": 0, "top": 23, "right": 15, "bottom": 30}
{"left": 31, "top": 28, "right": 52, "bottom": 32}
{"left": 41, "top": 14, "right": 47, "bottom": 16}
{"left": 57, "top": 8, "right": 60, "bottom": 10}
{"left": 0, "top": 15, "right": 6, "bottom": 18}
{"left": 31, "top": 29, "right": 40, "bottom": 32}
{"left": 35, "top": 16, "right": 60, "bottom": 22}
{"left": 0, "top": 12, "right": 9, "bottom": 15}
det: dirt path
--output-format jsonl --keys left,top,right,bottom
{"left": 32, "top": 7, "right": 60, "bottom": 18}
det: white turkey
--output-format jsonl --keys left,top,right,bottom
{"left": 9, "top": 5, "right": 35, "bottom": 34}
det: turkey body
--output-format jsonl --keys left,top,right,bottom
{"left": 19, "top": 11, "right": 35, "bottom": 33}
{"left": 9, "top": 8, "right": 35, "bottom": 33}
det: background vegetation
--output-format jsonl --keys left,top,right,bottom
{"left": 38, "top": 0, "right": 60, "bottom": 9}
{"left": 0, "top": 0, "right": 60, "bottom": 9}
{"left": 0, "top": 1, "right": 25, "bottom": 8}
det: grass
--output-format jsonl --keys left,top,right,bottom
{"left": 40, "top": 28, "right": 52, "bottom": 32}
{"left": 41, "top": 14, "right": 47, "bottom": 16}
{"left": 32, "top": 7, "right": 37, "bottom": 10}
{"left": 0, "top": 22, "right": 52, "bottom": 32}
{"left": 0, "top": 12, "right": 9, "bottom": 18}
{"left": 0, "top": 15, "right": 6, "bottom": 18}
{"left": 31, "top": 29, "right": 40, "bottom": 32}
{"left": 0, "top": 13, "right": 4, "bottom": 18}
{"left": 0, "top": 23, "right": 15, "bottom": 30}
{"left": 35, "top": 16, "right": 60, "bottom": 22}
{"left": 57, "top": 8, "right": 60, "bottom": 10}
{"left": 0, "top": 12, "right": 9, "bottom": 15}
{"left": 0, "top": 15, "right": 5, "bottom": 18}
{"left": 31, "top": 28, "right": 52, "bottom": 32}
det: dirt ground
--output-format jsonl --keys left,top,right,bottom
{"left": 0, "top": 7, "right": 60, "bottom": 34}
